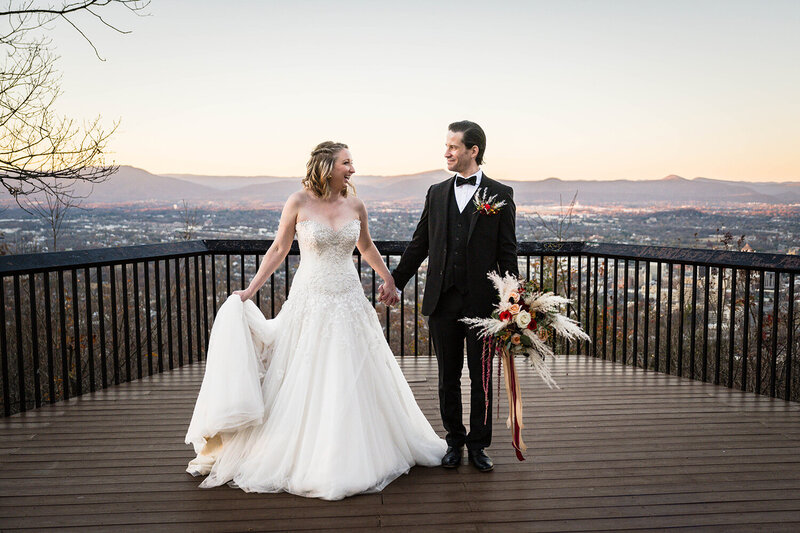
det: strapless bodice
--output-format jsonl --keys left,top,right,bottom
{"left": 288, "top": 218, "right": 363, "bottom": 300}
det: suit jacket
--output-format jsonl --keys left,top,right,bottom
{"left": 392, "top": 174, "right": 518, "bottom": 317}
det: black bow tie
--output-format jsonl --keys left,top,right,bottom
{"left": 456, "top": 175, "right": 477, "bottom": 187}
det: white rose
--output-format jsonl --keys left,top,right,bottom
{"left": 514, "top": 310, "right": 532, "bottom": 329}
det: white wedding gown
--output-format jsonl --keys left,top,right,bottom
{"left": 185, "top": 218, "right": 446, "bottom": 500}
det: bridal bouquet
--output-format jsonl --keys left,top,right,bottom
{"left": 461, "top": 271, "right": 590, "bottom": 461}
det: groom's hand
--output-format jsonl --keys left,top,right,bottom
{"left": 378, "top": 283, "right": 400, "bottom": 306}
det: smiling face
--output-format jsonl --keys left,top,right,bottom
{"left": 445, "top": 130, "right": 479, "bottom": 176}
{"left": 328, "top": 148, "right": 355, "bottom": 192}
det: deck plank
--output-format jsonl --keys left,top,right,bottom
{"left": 1, "top": 354, "right": 799, "bottom": 531}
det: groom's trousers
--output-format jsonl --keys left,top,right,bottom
{"left": 428, "top": 287, "right": 492, "bottom": 451}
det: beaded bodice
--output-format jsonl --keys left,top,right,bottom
{"left": 288, "top": 219, "right": 363, "bottom": 300}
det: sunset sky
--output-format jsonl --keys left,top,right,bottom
{"left": 43, "top": 0, "right": 800, "bottom": 181}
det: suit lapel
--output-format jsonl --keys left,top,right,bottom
{"left": 467, "top": 174, "right": 490, "bottom": 243}
{"left": 434, "top": 176, "right": 455, "bottom": 241}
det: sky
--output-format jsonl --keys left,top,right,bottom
{"left": 33, "top": 0, "right": 800, "bottom": 181}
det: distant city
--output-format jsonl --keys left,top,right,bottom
{"left": 1, "top": 202, "right": 798, "bottom": 256}
{"left": 0, "top": 166, "right": 798, "bottom": 255}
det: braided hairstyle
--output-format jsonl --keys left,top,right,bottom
{"left": 303, "top": 141, "right": 352, "bottom": 198}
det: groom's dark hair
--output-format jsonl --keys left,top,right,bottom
{"left": 448, "top": 120, "right": 486, "bottom": 165}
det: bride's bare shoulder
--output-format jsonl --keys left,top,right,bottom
{"left": 347, "top": 195, "right": 367, "bottom": 217}
{"left": 347, "top": 195, "right": 364, "bottom": 207}
{"left": 280, "top": 190, "right": 312, "bottom": 224}
{"left": 287, "top": 189, "right": 312, "bottom": 207}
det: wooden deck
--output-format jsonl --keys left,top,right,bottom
{"left": 1, "top": 354, "right": 800, "bottom": 532}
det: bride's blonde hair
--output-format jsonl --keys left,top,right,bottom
{"left": 302, "top": 141, "right": 353, "bottom": 199}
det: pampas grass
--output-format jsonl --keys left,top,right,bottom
{"left": 461, "top": 271, "right": 591, "bottom": 388}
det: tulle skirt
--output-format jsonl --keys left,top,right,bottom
{"left": 185, "top": 294, "right": 446, "bottom": 500}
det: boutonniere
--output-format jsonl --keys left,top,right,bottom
{"left": 472, "top": 187, "right": 507, "bottom": 215}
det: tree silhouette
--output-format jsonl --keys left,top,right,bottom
{"left": 1, "top": 1, "right": 148, "bottom": 212}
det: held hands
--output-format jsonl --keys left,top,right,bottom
{"left": 378, "top": 280, "right": 401, "bottom": 307}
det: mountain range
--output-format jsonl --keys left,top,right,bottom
{"left": 34, "top": 166, "right": 800, "bottom": 207}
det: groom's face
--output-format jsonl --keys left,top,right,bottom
{"left": 445, "top": 130, "right": 478, "bottom": 174}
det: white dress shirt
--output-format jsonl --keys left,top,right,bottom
{"left": 453, "top": 169, "right": 483, "bottom": 213}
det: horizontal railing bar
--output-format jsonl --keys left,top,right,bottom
{"left": 202, "top": 239, "right": 297, "bottom": 255}
{"left": 0, "top": 242, "right": 208, "bottom": 275}
{"left": 581, "top": 242, "right": 800, "bottom": 272}
{"left": 4, "top": 240, "right": 797, "bottom": 277}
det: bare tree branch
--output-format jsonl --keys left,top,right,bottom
{"left": 179, "top": 199, "right": 198, "bottom": 241}
{"left": 21, "top": 186, "right": 84, "bottom": 250}
{"left": 59, "top": 12, "right": 104, "bottom": 59}
{"left": 0, "top": 1, "right": 148, "bottom": 22}
{"left": 1, "top": 0, "right": 148, "bottom": 213}
{"left": 534, "top": 190, "right": 579, "bottom": 241}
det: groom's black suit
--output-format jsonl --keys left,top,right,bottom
{"left": 392, "top": 174, "right": 517, "bottom": 451}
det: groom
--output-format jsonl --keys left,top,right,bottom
{"left": 380, "top": 120, "right": 518, "bottom": 471}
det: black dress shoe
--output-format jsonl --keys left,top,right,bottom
{"left": 441, "top": 446, "right": 463, "bottom": 468}
{"left": 467, "top": 448, "right": 494, "bottom": 472}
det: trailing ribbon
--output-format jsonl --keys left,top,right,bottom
{"left": 481, "top": 336, "right": 493, "bottom": 425}
{"left": 481, "top": 337, "right": 527, "bottom": 461}
{"left": 500, "top": 347, "right": 526, "bottom": 461}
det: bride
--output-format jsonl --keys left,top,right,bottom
{"left": 184, "top": 141, "right": 447, "bottom": 500}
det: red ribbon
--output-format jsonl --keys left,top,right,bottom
{"left": 481, "top": 337, "right": 527, "bottom": 461}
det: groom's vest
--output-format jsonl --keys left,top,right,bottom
{"left": 442, "top": 189, "right": 472, "bottom": 294}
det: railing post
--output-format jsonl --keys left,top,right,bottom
{"left": 703, "top": 266, "right": 710, "bottom": 382}
{"left": 155, "top": 260, "right": 164, "bottom": 374}
{"left": 612, "top": 258, "right": 618, "bottom": 363}
{"left": 622, "top": 259, "right": 629, "bottom": 365}
{"left": 666, "top": 262, "right": 673, "bottom": 375}
{"left": 677, "top": 264, "right": 685, "bottom": 378}
{"left": 756, "top": 271, "right": 765, "bottom": 395}
{"left": 42, "top": 272, "right": 55, "bottom": 403}
{"left": 633, "top": 260, "right": 640, "bottom": 366}
{"left": 715, "top": 267, "right": 724, "bottom": 385}
{"left": 741, "top": 269, "right": 751, "bottom": 392}
{"left": 770, "top": 272, "right": 780, "bottom": 398}
{"left": 592, "top": 256, "right": 598, "bottom": 358}
{"left": 644, "top": 261, "right": 650, "bottom": 370}
{"left": 29, "top": 273, "right": 42, "bottom": 406}
{"left": 109, "top": 265, "right": 120, "bottom": 385}
{"left": 655, "top": 261, "right": 661, "bottom": 373}
{"left": 96, "top": 266, "right": 108, "bottom": 390}
{"left": 133, "top": 262, "right": 143, "bottom": 380}
{"left": 145, "top": 261, "right": 154, "bottom": 375}
{"left": 71, "top": 269, "right": 81, "bottom": 397}
{"left": 1, "top": 277, "right": 10, "bottom": 416}
{"left": 728, "top": 268, "right": 737, "bottom": 389}
{"left": 786, "top": 274, "right": 795, "bottom": 401}
{"left": 63, "top": 269, "right": 74, "bottom": 395}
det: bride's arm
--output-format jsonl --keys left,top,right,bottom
{"left": 234, "top": 193, "right": 302, "bottom": 301}
{"left": 354, "top": 200, "right": 398, "bottom": 301}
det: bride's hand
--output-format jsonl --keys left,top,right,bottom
{"left": 233, "top": 289, "right": 251, "bottom": 302}
{"left": 379, "top": 280, "right": 400, "bottom": 306}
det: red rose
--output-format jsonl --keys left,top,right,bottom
{"left": 499, "top": 310, "right": 512, "bottom": 321}
{"left": 527, "top": 319, "right": 537, "bottom": 330}
{"left": 483, "top": 203, "right": 491, "bottom": 210}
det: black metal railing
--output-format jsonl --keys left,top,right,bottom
{"left": 1, "top": 240, "right": 798, "bottom": 416}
